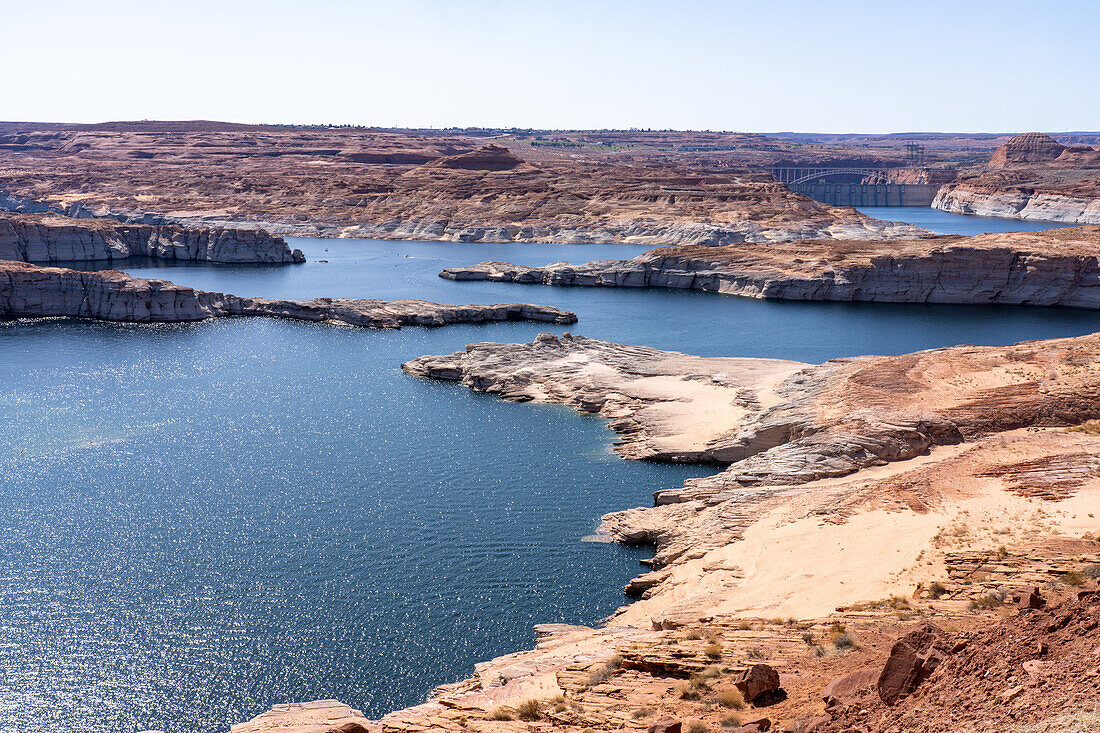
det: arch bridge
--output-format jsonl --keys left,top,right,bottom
{"left": 768, "top": 167, "right": 890, "bottom": 185}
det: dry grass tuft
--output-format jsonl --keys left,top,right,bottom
{"left": 717, "top": 688, "right": 746, "bottom": 709}
{"left": 515, "top": 699, "right": 540, "bottom": 721}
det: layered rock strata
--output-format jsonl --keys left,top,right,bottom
{"left": 0, "top": 129, "right": 929, "bottom": 244}
{"left": 440, "top": 226, "right": 1100, "bottom": 308}
{"left": 934, "top": 132, "right": 1100, "bottom": 224}
{"left": 0, "top": 261, "right": 576, "bottom": 327}
{"left": 0, "top": 212, "right": 304, "bottom": 263}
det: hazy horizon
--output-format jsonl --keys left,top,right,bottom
{"left": 3, "top": 119, "right": 1100, "bottom": 137}
{"left": 4, "top": 0, "right": 1098, "bottom": 134}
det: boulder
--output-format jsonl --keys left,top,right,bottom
{"left": 877, "top": 623, "right": 952, "bottom": 705}
{"left": 738, "top": 717, "right": 772, "bottom": 732}
{"left": 648, "top": 718, "right": 682, "bottom": 733}
{"left": 1016, "top": 586, "right": 1046, "bottom": 610}
{"left": 733, "top": 664, "right": 781, "bottom": 703}
{"left": 822, "top": 667, "right": 879, "bottom": 707}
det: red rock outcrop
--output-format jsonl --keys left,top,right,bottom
{"left": 987, "top": 132, "right": 1068, "bottom": 169}
{"left": 875, "top": 623, "right": 952, "bottom": 705}
{"left": 826, "top": 591, "right": 1100, "bottom": 732}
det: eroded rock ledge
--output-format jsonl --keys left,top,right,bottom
{"left": 0, "top": 212, "right": 304, "bottom": 264}
{"left": 440, "top": 226, "right": 1100, "bottom": 307}
{"left": 0, "top": 261, "right": 576, "bottom": 327}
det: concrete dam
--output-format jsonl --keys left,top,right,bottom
{"left": 767, "top": 166, "right": 939, "bottom": 207}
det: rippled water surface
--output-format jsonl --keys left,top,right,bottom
{"left": 857, "top": 205, "right": 1082, "bottom": 235}
{"left": 3, "top": 215, "right": 1099, "bottom": 733}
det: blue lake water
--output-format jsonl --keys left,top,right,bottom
{"left": 3, "top": 209, "right": 1099, "bottom": 733}
{"left": 857, "top": 205, "right": 1082, "bottom": 235}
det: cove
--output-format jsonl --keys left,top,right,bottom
{"left": 3, "top": 225, "right": 1100, "bottom": 733}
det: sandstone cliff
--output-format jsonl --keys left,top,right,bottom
{"left": 0, "top": 261, "right": 576, "bottom": 326}
{"left": 0, "top": 212, "right": 305, "bottom": 263}
{"left": 934, "top": 132, "right": 1100, "bottom": 224}
{"left": 441, "top": 226, "right": 1100, "bottom": 308}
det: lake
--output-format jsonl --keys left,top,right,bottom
{"left": 2, "top": 208, "right": 1097, "bottom": 733}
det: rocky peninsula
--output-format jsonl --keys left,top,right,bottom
{"left": 934, "top": 133, "right": 1100, "bottom": 224}
{"left": 441, "top": 225, "right": 1100, "bottom": 308}
{"left": 305, "top": 331, "right": 1100, "bottom": 733}
{"left": 0, "top": 260, "right": 575, "bottom": 327}
{"left": 0, "top": 212, "right": 304, "bottom": 263}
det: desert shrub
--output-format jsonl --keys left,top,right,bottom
{"left": 515, "top": 699, "right": 540, "bottom": 721}
{"left": 633, "top": 706, "right": 656, "bottom": 719}
{"left": 746, "top": 647, "right": 765, "bottom": 660}
{"left": 689, "top": 672, "right": 712, "bottom": 691}
{"left": 829, "top": 621, "right": 846, "bottom": 634}
{"left": 704, "top": 641, "right": 723, "bottom": 659}
{"left": 801, "top": 631, "right": 815, "bottom": 645}
{"left": 1064, "top": 570, "right": 1087, "bottom": 586}
{"left": 737, "top": 619, "right": 753, "bottom": 630}
{"left": 488, "top": 706, "right": 513, "bottom": 721}
{"left": 684, "top": 628, "right": 702, "bottom": 640}
{"left": 687, "top": 720, "right": 708, "bottom": 733}
{"left": 606, "top": 654, "right": 623, "bottom": 670}
{"left": 1085, "top": 564, "right": 1100, "bottom": 579}
{"left": 717, "top": 688, "right": 746, "bottom": 709}
{"left": 587, "top": 667, "right": 611, "bottom": 685}
{"left": 678, "top": 681, "right": 701, "bottom": 700}
{"left": 968, "top": 592, "right": 1005, "bottom": 611}
{"left": 928, "top": 581, "right": 949, "bottom": 599}
{"left": 720, "top": 714, "right": 742, "bottom": 728}
{"left": 833, "top": 632, "right": 857, "bottom": 650}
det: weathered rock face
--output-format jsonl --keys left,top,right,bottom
{"left": 0, "top": 212, "right": 304, "bottom": 263}
{"left": 932, "top": 187, "right": 1100, "bottom": 224}
{"left": 833, "top": 591, "right": 1100, "bottom": 732}
{"left": 440, "top": 226, "right": 1100, "bottom": 308}
{"left": 0, "top": 260, "right": 576, "bottom": 326}
{"left": 876, "top": 623, "right": 952, "bottom": 705}
{"left": 934, "top": 132, "right": 1100, "bottom": 224}
{"left": 987, "top": 132, "right": 1067, "bottom": 169}
{"left": 733, "top": 664, "right": 782, "bottom": 703}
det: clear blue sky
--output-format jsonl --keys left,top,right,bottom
{"left": 2, "top": 0, "right": 1097, "bottom": 133}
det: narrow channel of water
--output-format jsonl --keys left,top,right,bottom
{"left": 857, "top": 205, "right": 1081, "bottom": 235}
